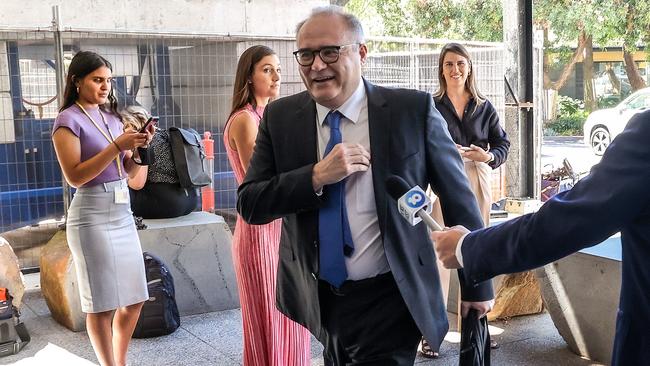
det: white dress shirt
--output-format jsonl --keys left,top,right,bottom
{"left": 456, "top": 233, "right": 468, "bottom": 267}
{"left": 315, "top": 79, "right": 390, "bottom": 280}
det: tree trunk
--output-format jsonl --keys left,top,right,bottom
{"left": 543, "top": 25, "right": 553, "bottom": 89}
{"left": 605, "top": 63, "right": 621, "bottom": 94}
{"left": 622, "top": 1, "right": 647, "bottom": 91}
{"left": 623, "top": 46, "right": 647, "bottom": 91}
{"left": 583, "top": 33, "right": 596, "bottom": 112}
{"left": 543, "top": 33, "right": 587, "bottom": 91}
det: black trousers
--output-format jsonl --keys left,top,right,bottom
{"left": 129, "top": 182, "right": 198, "bottom": 219}
{"left": 318, "top": 272, "right": 421, "bottom": 366}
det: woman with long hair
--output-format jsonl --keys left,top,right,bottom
{"left": 52, "top": 51, "right": 153, "bottom": 366}
{"left": 223, "top": 45, "right": 310, "bottom": 366}
{"left": 420, "top": 43, "right": 510, "bottom": 358}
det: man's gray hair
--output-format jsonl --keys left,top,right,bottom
{"left": 295, "top": 5, "right": 365, "bottom": 43}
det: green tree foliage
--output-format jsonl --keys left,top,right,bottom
{"left": 604, "top": 0, "right": 650, "bottom": 90}
{"left": 346, "top": 0, "right": 650, "bottom": 96}
{"left": 411, "top": 0, "right": 502, "bottom": 41}
{"left": 345, "top": 0, "right": 502, "bottom": 41}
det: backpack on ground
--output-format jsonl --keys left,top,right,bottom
{"left": 133, "top": 252, "right": 180, "bottom": 338}
{"left": 0, "top": 288, "right": 30, "bottom": 357}
{"left": 168, "top": 127, "right": 211, "bottom": 188}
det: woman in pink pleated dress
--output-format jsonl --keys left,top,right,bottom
{"left": 224, "top": 45, "right": 311, "bottom": 366}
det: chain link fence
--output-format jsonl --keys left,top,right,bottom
{"left": 0, "top": 29, "right": 505, "bottom": 269}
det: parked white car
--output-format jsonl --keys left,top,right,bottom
{"left": 583, "top": 87, "right": 650, "bottom": 155}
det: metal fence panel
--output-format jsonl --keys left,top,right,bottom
{"left": 0, "top": 29, "right": 505, "bottom": 269}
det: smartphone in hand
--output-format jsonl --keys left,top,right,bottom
{"left": 139, "top": 116, "right": 159, "bottom": 133}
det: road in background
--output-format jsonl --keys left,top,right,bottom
{"left": 542, "top": 136, "right": 602, "bottom": 176}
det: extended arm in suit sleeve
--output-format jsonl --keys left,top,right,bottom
{"left": 237, "top": 112, "right": 321, "bottom": 225}
{"left": 462, "top": 111, "right": 650, "bottom": 284}
{"left": 424, "top": 96, "right": 494, "bottom": 301}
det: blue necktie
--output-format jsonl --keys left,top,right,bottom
{"left": 318, "top": 110, "right": 354, "bottom": 288}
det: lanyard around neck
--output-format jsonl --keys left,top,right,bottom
{"left": 75, "top": 101, "right": 123, "bottom": 177}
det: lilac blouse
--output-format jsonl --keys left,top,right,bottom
{"left": 52, "top": 104, "right": 127, "bottom": 187}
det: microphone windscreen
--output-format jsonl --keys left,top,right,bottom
{"left": 385, "top": 175, "right": 411, "bottom": 201}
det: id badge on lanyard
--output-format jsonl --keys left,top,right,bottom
{"left": 114, "top": 184, "right": 129, "bottom": 204}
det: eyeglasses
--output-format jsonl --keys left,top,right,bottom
{"left": 293, "top": 43, "right": 359, "bottom": 67}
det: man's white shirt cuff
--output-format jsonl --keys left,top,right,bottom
{"left": 456, "top": 233, "right": 469, "bottom": 267}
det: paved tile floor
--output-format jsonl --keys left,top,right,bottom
{"left": 1, "top": 275, "right": 605, "bottom": 366}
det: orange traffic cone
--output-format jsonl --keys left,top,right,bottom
{"left": 202, "top": 131, "right": 215, "bottom": 212}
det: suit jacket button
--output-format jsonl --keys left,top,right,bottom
{"left": 313, "top": 240, "right": 318, "bottom": 248}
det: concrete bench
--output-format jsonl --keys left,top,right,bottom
{"left": 535, "top": 236, "right": 620, "bottom": 363}
{"left": 40, "top": 211, "right": 239, "bottom": 331}
{"left": 138, "top": 211, "right": 240, "bottom": 316}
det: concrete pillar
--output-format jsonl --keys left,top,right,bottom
{"left": 502, "top": 0, "right": 541, "bottom": 199}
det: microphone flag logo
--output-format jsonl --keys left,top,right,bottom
{"left": 406, "top": 191, "right": 425, "bottom": 208}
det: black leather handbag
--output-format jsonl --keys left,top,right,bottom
{"left": 459, "top": 308, "right": 491, "bottom": 366}
{"left": 168, "top": 127, "right": 211, "bottom": 188}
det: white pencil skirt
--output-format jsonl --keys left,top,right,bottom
{"left": 66, "top": 179, "right": 148, "bottom": 313}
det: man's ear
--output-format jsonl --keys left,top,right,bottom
{"left": 359, "top": 43, "right": 368, "bottom": 64}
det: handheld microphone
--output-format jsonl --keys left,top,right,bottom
{"left": 386, "top": 175, "right": 443, "bottom": 231}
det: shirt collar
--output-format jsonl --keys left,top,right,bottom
{"left": 316, "top": 78, "right": 366, "bottom": 126}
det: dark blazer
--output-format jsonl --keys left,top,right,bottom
{"left": 460, "top": 110, "right": 650, "bottom": 365}
{"left": 238, "top": 79, "right": 494, "bottom": 350}
{"left": 434, "top": 95, "right": 510, "bottom": 169}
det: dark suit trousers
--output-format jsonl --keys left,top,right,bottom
{"left": 318, "top": 272, "right": 421, "bottom": 366}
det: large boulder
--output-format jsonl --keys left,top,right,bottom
{"left": 0, "top": 236, "right": 25, "bottom": 308}
{"left": 447, "top": 270, "right": 544, "bottom": 322}
{"left": 488, "top": 272, "right": 544, "bottom": 321}
{"left": 39, "top": 230, "right": 85, "bottom": 332}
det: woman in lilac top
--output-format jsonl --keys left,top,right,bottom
{"left": 52, "top": 51, "right": 153, "bottom": 366}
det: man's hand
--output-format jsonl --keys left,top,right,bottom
{"left": 312, "top": 143, "right": 370, "bottom": 191}
{"left": 431, "top": 225, "right": 469, "bottom": 269}
{"left": 461, "top": 300, "right": 495, "bottom": 318}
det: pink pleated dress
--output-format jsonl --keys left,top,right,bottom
{"left": 224, "top": 103, "right": 310, "bottom": 366}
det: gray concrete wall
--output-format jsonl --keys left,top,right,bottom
{"left": 535, "top": 253, "right": 620, "bottom": 363}
{"left": 0, "top": 0, "right": 326, "bottom": 35}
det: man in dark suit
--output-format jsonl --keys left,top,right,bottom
{"left": 433, "top": 110, "right": 650, "bottom": 365}
{"left": 238, "top": 6, "right": 494, "bottom": 365}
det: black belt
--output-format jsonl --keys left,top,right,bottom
{"left": 320, "top": 271, "right": 394, "bottom": 296}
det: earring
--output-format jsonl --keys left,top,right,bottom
{"left": 248, "top": 81, "right": 252, "bottom": 84}
{"left": 76, "top": 87, "right": 80, "bottom": 94}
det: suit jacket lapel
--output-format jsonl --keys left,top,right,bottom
{"left": 365, "top": 79, "right": 390, "bottom": 236}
